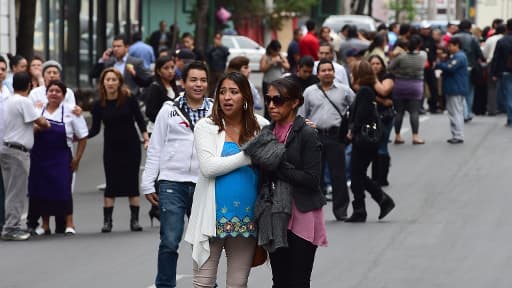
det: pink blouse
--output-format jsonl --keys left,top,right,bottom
{"left": 274, "top": 121, "right": 328, "bottom": 247}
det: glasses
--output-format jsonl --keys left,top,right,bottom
{"left": 264, "top": 95, "right": 290, "bottom": 107}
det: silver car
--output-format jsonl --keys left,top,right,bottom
{"left": 222, "top": 35, "right": 265, "bottom": 72}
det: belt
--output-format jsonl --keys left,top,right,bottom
{"left": 317, "top": 126, "right": 340, "bottom": 137}
{"left": 3, "top": 142, "right": 30, "bottom": 153}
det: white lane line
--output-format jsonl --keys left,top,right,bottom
{"left": 400, "top": 115, "right": 430, "bottom": 134}
{"left": 146, "top": 274, "right": 193, "bottom": 288}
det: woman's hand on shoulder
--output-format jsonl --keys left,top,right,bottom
{"left": 305, "top": 118, "right": 317, "bottom": 129}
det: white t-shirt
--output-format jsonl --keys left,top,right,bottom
{"left": 0, "top": 84, "right": 12, "bottom": 142}
{"left": 28, "top": 85, "right": 77, "bottom": 106}
{"left": 38, "top": 103, "right": 89, "bottom": 148}
{"left": 2, "top": 93, "right": 40, "bottom": 149}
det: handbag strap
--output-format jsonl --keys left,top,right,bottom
{"left": 316, "top": 84, "right": 348, "bottom": 121}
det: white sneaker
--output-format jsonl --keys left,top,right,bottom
{"left": 65, "top": 227, "right": 76, "bottom": 235}
{"left": 34, "top": 227, "right": 46, "bottom": 236}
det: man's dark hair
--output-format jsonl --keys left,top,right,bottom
{"left": 316, "top": 58, "right": 334, "bottom": 74}
{"left": 113, "top": 34, "right": 129, "bottom": 46}
{"left": 298, "top": 55, "right": 314, "bottom": 68}
{"left": 131, "top": 32, "right": 142, "bottom": 43}
{"left": 399, "top": 23, "right": 411, "bottom": 36}
{"left": 182, "top": 60, "right": 209, "bottom": 82}
{"left": 347, "top": 25, "right": 358, "bottom": 39}
{"left": 0, "top": 55, "right": 6, "bottom": 66}
{"left": 306, "top": 20, "right": 316, "bottom": 32}
{"left": 181, "top": 32, "right": 193, "bottom": 40}
{"left": 341, "top": 24, "right": 351, "bottom": 33}
{"left": 13, "top": 72, "right": 31, "bottom": 92}
{"left": 408, "top": 34, "right": 423, "bottom": 52}
{"left": 507, "top": 18, "right": 512, "bottom": 31}
{"left": 492, "top": 18, "right": 504, "bottom": 28}
{"left": 459, "top": 19, "right": 472, "bottom": 31}
{"left": 496, "top": 24, "right": 506, "bottom": 35}
{"left": 389, "top": 22, "right": 398, "bottom": 31}
{"left": 448, "top": 37, "right": 461, "bottom": 47}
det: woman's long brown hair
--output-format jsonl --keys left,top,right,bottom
{"left": 209, "top": 72, "right": 260, "bottom": 144}
{"left": 98, "top": 67, "right": 131, "bottom": 107}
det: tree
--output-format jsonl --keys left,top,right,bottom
{"left": 194, "top": 0, "right": 210, "bottom": 54}
{"left": 17, "top": 0, "right": 37, "bottom": 58}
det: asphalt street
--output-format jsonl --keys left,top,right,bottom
{"left": 2, "top": 94, "right": 512, "bottom": 287}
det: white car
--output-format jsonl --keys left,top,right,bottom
{"left": 322, "top": 15, "right": 377, "bottom": 33}
{"left": 222, "top": 35, "right": 266, "bottom": 72}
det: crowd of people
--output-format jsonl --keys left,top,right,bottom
{"left": 1, "top": 15, "right": 512, "bottom": 288}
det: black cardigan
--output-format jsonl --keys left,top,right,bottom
{"left": 263, "top": 116, "right": 326, "bottom": 213}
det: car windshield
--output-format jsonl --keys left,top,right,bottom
{"left": 236, "top": 36, "right": 260, "bottom": 49}
{"left": 222, "top": 37, "right": 235, "bottom": 49}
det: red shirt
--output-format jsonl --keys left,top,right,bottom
{"left": 299, "top": 32, "right": 320, "bottom": 60}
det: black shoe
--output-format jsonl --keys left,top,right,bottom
{"left": 419, "top": 108, "right": 426, "bottom": 115}
{"left": 130, "top": 205, "right": 143, "bottom": 232}
{"left": 148, "top": 205, "right": 160, "bottom": 227}
{"left": 464, "top": 117, "right": 473, "bottom": 123}
{"left": 378, "top": 193, "right": 395, "bottom": 220}
{"left": 429, "top": 108, "right": 442, "bottom": 114}
{"left": 345, "top": 211, "right": 367, "bottom": 223}
{"left": 447, "top": 138, "right": 464, "bottom": 144}
{"left": 101, "top": 207, "right": 113, "bottom": 233}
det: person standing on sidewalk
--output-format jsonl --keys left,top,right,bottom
{"left": 141, "top": 61, "right": 213, "bottom": 288}
{"left": 435, "top": 38, "right": 468, "bottom": 144}
{"left": 0, "top": 56, "right": 11, "bottom": 230}
{"left": 0, "top": 72, "right": 50, "bottom": 241}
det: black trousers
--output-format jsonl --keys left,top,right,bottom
{"left": 269, "top": 231, "right": 317, "bottom": 288}
{"left": 350, "top": 144, "right": 384, "bottom": 209}
{"left": 425, "top": 68, "right": 439, "bottom": 110}
{"left": 319, "top": 134, "right": 348, "bottom": 219}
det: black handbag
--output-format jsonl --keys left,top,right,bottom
{"left": 317, "top": 84, "right": 350, "bottom": 143}
{"left": 378, "top": 106, "right": 395, "bottom": 123}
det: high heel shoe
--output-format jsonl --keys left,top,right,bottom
{"left": 149, "top": 205, "right": 160, "bottom": 227}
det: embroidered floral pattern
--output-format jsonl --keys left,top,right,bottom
{"left": 216, "top": 215, "right": 256, "bottom": 238}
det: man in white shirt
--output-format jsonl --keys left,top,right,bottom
{"left": 0, "top": 72, "right": 50, "bottom": 241}
{"left": 28, "top": 60, "right": 76, "bottom": 106}
{"left": 0, "top": 55, "right": 11, "bottom": 229}
{"left": 141, "top": 61, "right": 213, "bottom": 288}
{"left": 313, "top": 42, "right": 350, "bottom": 86}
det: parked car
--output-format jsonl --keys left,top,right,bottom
{"left": 221, "top": 35, "right": 265, "bottom": 72}
{"left": 322, "top": 15, "right": 377, "bottom": 33}
{"left": 411, "top": 20, "right": 460, "bottom": 33}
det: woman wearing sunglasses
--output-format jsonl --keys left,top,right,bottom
{"left": 250, "top": 78, "right": 327, "bottom": 287}
{"left": 185, "top": 72, "right": 268, "bottom": 287}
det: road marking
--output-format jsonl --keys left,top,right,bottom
{"left": 146, "top": 274, "right": 193, "bottom": 288}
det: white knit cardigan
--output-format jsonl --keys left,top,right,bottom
{"left": 184, "top": 114, "right": 269, "bottom": 267}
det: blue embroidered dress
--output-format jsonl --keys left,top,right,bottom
{"left": 215, "top": 142, "right": 258, "bottom": 238}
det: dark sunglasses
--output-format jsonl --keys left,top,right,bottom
{"left": 264, "top": 95, "right": 290, "bottom": 107}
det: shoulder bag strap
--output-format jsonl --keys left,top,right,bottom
{"left": 173, "top": 99, "right": 195, "bottom": 131}
{"left": 316, "top": 84, "right": 347, "bottom": 121}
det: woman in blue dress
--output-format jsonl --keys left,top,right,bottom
{"left": 185, "top": 72, "right": 269, "bottom": 287}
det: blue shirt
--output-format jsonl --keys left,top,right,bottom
{"left": 128, "top": 41, "right": 156, "bottom": 69}
{"left": 215, "top": 142, "right": 258, "bottom": 238}
{"left": 436, "top": 50, "right": 469, "bottom": 96}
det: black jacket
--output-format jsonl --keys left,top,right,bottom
{"left": 350, "top": 85, "right": 377, "bottom": 136}
{"left": 143, "top": 80, "right": 178, "bottom": 122}
{"left": 491, "top": 33, "right": 512, "bottom": 77}
{"left": 263, "top": 116, "right": 325, "bottom": 212}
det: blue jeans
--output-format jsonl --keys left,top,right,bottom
{"left": 155, "top": 181, "right": 195, "bottom": 288}
{"left": 496, "top": 78, "right": 507, "bottom": 113}
{"left": 501, "top": 73, "right": 512, "bottom": 124}
{"left": 378, "top": 119, "right": 394, "bottom": 156}
{"left": 463, "top": 77, "right": 475, "bottom": 119}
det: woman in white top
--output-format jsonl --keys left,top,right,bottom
{"left": 27, "top": 80, "right": 88, "bottom": 235}
{"left": 185, "top": 72, "right": 268, "bottom": 287}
